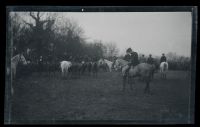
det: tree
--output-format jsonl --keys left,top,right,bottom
{"left": 104, "top": 42, "right": 119, "bottom": 60}
{"left": 22, "top": 12, "right": 56, "bottom": 61}
{"left": 10, "top": 12, "right": 24, "bottom": 55}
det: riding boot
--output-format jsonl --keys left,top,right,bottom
{"left": 129, "top": 77, "right": 133, "bottom": 90}
{"left": 125, "top": 66, "right": 131, "bottom": 77}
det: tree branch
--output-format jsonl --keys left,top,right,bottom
{"left": 29, "top": 12, "right": 37, "bottom": 21}
{"left": 37, "top": 12, "right": 40, "bottom": 20}
{"left": 41, "top": 20, "right": 49, "bottom": 24}
{"left": 23, "top": 19, "right": 34, "bottom": 29}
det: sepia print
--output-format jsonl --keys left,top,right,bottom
{"left": 4, "top": 6, "right": 197, "bottom": 124}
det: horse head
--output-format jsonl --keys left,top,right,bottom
{"left": 113, "top": 59, "right": 122, "bottom": 71}
{"left": 19, "top": 54, "right": 27, "bottom": 65}
{"left": 98, "top": 58, "right": 104, "bottom": 65}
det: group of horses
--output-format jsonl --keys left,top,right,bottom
{"left": 60, "top": 58, "right": 113, "bottom": 79}
{"left": 10, "top": 53, "right": 169, "bottom": 95}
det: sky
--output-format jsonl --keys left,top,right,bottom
{"left": 15, "top": 12, "right": 192, "bottom": 57}
{"left": 62, "top": 12, "right": 192, "bottom": 57}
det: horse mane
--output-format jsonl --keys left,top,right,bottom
{"left": 11, "top": 54, "right": 20, "bottom": 62}
{"left": 104, "top": 59, "right": 112, "bottom": 63}
{"left": 117, "top": 58, "right": 127, "bottom": 62}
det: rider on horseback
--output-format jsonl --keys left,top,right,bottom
{"left": 147, "top": 54, "right": 154, "bottom": 65}
{"left": 160, "top": 53, "right": 167, "bottom": 63}
{"left": 124, "top": 48, "right": 139, "bottom": 76}
{"left": 124, "top": 48, "right": 132, "bottom": 62}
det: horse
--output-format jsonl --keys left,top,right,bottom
{"left": 113, "top": 58, "right": 155, "bottom": 94}
{"left": 60, "top": 61, "right": 72, "bottom": 79}
{"left": 98, "top": 58, "right": 113, "bottom": 72}
{"left": 86, "top": 62, "right": 92, "bottom": 76}
{"left": 47, "top": 61, "right": 59, "bottom": 77}
{"left": 80, "top": 61, "right": 87, "bottom": 75}
{"left": 160, "top": 62, "right": 168, "bottom": 79}
{"left": 69, "top": 62, "right": 82, "bottom": 79}
{"left": 11, "top": 54, "right": 27, "bottom": 95}
{"left": 91, "top": 61, "right": 98, "bottom": 77}
{"left": 98, "top": 59, "right": 109, "bottom": 72}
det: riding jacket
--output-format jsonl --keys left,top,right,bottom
{"left": 160, "top": 56, "right": 167, "bottom": 63}
{"left": 124, "top": 53, "right": 131, "bottom": 62}
{"left": 147, "top": 57, "right": 154, "bottom": 65}
{"left": 130, "top": 52, "right": 139, "bottom": 66}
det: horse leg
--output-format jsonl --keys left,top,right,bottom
{"left": 144, "top": 76, "right": 151, "bottom": 94}
{"left": 146, "top": 81, "right": 150, "bottom": 94}
{"left": 61, "top": 69, "right": 64, "bottom": 79}
{"left": 144, "top": 78, "right": 148, "bottom": 93}
{"left": 122, "top": 76, "right": 126, "bottom": 91}
{"left": 62, "top": 71, "right": 65, "bottom": 79}
{"left": 129, "top": 76, "right": 133, "bottom": 91}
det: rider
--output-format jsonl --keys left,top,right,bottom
{"left": 130, "top": 50, "right": 139, "bottom": 66}
{"left": 140, "top": 54, "right": 146, "bottom": 63}
{"left": 124, "top": 48, "right": 132, "bottom": 62}
{"left": 124, "top": 48, "right": 139, "bottom": 75}
{"left": 147, "top": 54, "right": 154, "bottom": 65}
{"left": 160, "top": 53, "right": 167, "bottom": 63}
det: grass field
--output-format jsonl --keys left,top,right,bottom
{"left": 10, "top": 70, "right": 192, "bottom": 124}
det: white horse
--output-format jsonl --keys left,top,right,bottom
{"left": 60, "top": 61, "right": 72, "bottom": 79}
{"left": 160, "top": 62, "right": 168, "bottom": 79}
{"left": 113, "top": 58, "right": 129, "bottom": 76}
{"left": 11, "top": 54, "right": 27, "bottom": 95}
{"left": 98, "top": 58, "right": 113, "bottom": 72}
{"left": 113, "top": 58, "right": 155, "bottom": 93}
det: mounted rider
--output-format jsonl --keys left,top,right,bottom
{"left": 124, "top": 48, "right": 139, "bottom": 75}
{"left": 160, "top": 53, "right": 167, "bottom": 63}
{"left": 147, "top": 54, "right": 154, "bottom": 65}
{"left": 140, "top": 54, "right": 146, "bottom": 63}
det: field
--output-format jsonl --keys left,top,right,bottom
{"left": 10, "top": 70, "right": 192, "bottom": 124}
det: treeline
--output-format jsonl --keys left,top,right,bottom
{"left": 10, "top": 12, "right": 119, "bottom": 64}
{"left": 165, "top": 52, "right": 190, "bottom": 71}
{"left": 9, "top": 12, "right": 190, "bottom": 71}
{"left": 137, "top": 53, "right": 191, "bottom": 71}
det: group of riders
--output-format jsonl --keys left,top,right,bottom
{"left": 16, "top": 46, "right": 167, "bottom": 78}
{"left": 123, "top": 47, "right": 167, "bottom": 74}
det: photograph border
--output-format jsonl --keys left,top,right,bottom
{"left": 4, "top": 6, "right": 197, "bottom": 125}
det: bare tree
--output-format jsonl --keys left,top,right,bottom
{"left": 21, "top": 12, "right": 57, "bottom": 59}
{"left": 104, "top": 42, "right": 119, "bottom": 59}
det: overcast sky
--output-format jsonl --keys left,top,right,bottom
{"left": 15, "top": 12, "right": 192, "bottom": 57}
{"left": 62, "top": 12, "right": 192, "bottom": 57}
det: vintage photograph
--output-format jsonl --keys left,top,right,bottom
{"left": 5, "top": 7, "right": 196, "bottom": 124}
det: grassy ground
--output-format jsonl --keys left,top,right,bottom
{"left": 10, "top": 70, "right": 191, "bottom": 124}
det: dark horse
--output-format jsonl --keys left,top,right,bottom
{"left": 86, "top": 62, "right": 92, "bottom": 76}
{"left": 91, "top": 62, "right": 98, "bottom": 77}
{"left": 80, "top": 61, "right": 87, "bottom": 75}
{"left": 68, "top": 62, "right": 82, "bottom": 79}
{"left": 47, "top": 61, "right": 60, "bottom": 77}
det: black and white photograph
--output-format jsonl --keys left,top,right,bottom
{"left": 4, "top": 6, "right": 197, "bottom": 124}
